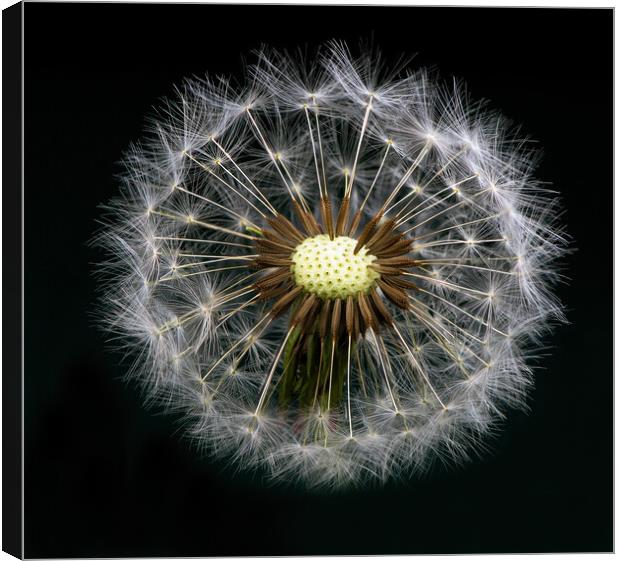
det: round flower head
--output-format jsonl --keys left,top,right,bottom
{"left": 99, "top": 42, "right": 566, "bottom": 488}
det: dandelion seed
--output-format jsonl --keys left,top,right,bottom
{"left": 98, "top": 42, "right": 566, "bottom": 488}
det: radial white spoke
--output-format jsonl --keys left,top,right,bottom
{"left": 417, "top": 287, "right": 508, "bottom": 337}
{"left": 346, "top": 95, "right": 374, "bottom": 198}
{"left": 413, "top": 238, "right": 506, "bottom": 250}
{"left": 210, "top": 137, "right": 278, "bottom": 215}
{"left": 181, "top": 155, "right": 267, "bottom": 220}
{"left": 484, "top": 301, "right": 495, "bottom": 343}
{"left": 157, "top": 309, "right": 201, "bottom": 335}
{"left": 416, "top": 262, "right": 516, "bottom": 276}
{"left": 394, "top": 184, "right": 452, "bottom": 222}
{"left": 254, "top": 326, "right": 295, "bottom": 414}
{"left": 214, "top": 288, "right": 256, "bottom": 308}
{"left": 409, "top": 300, "right": 454, "bottom": 342}
{"left": 219, "top": 270, "right": 261, "bottom": 293}
{"left": 176, "top": 253, "right": 257, "bottom": 260}
{"left": 326, "top": 338, "right": 337, "bottom": 411}
{"left": 312, "top": 103, "right": 328, "bottom": 198}
{"left": 408, "top": 298, "right": 489, "bottom": 369}
{"left": 354, "top": 347, "right": 368, "bottom": 398}
{"left": 404, "top": 271, "right": 490, "bottom": 298}
{"left": 150, "top": 209, "right": 258, "bottom": 241}
{"left": 174, "top": 345, "right": 195, "bottom": 361}
{"left": 402, "top": 188, "right": 490, "bottom": 234}
{"left": 412, "top": 297, "right": 486, "bottom": 344}
{"left": 407, "top": 303, "right": 473, "bottom": 375}
{"left": 417, "top": 256, "right": 518, "bottom": 264}
{"left": 359, "top": 141, "right": 392, "bottom": 214}
{"left": 214, "top": 283, "right": 257, "bottom": 303}
{"left": 382, "top": 142, "right": 431, "bottom": 212}
{"left": 216, "top": 294, "right": 261, "bottom": 328}
{"left": 391, "top": 322, "right": 446, "bottom": 408}
{"left": 396, "top": 174, "right": 479, "bottom": 227}
{"left": 154, "top": 236, "right": 253, "bottom": 249}
{"left": 311, "top": 341, "right": 326, "bottom": 410}
{"left": 217, "top": 161, "right": 277, "bottom": 216}
{"left": 279, "top": 155, "right": 311, "bottom": 213}
{"left": 386, "top": 187, "right": 417, "bottom": 216}
{"left": 346, "top": 334, "right": 353, "bottom": 438}
{"left": 246, "top": 108, "right": 309, "bottom": 210}
{"left": 157, "top": 264, "right": 249, "bottom": 283}
{"left": 370, "top": 330, "right": 398, "bottom": 412}
{"left": 304, "top": 105, "right": 324, "bottom": 197}
{"left": 202, "top": 314, "right": 272, "bottom": 381}
{"left": 411, "top": 213, "right": 502, "bottom": 242}
{"left": 396, "top": 190, "right": 457, "bottom": 228}
{"left": 392, "top": 148, "right": 467, "bottom": 218}
{"left": 171, "top": 255, "right": 256, "bottom": 271}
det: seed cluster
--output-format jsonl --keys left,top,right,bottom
{"left": 291, "top": 235, "right": 379, "bottom": 299}
{"left": 253, "top": 197, "right": 420, "bottom": 342}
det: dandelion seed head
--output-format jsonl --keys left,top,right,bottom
{"left": 98, "top": 41, "right": 566, "bottom": 488}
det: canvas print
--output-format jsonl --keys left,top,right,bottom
{"left": 8, "top": 2, "right": 612, "bottom": 557}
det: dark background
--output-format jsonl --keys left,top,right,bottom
{"left": 22, "top": 4, "right": 612, "bottom": 557}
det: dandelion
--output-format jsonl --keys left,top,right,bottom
{"left": 99, "top": 42, "right": 565, "bottom": 487}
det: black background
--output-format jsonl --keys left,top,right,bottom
{"left": 23, "top": 4, "right": 612, "bottom": 557}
